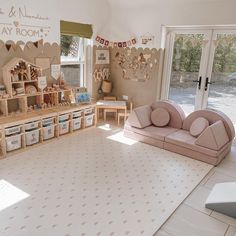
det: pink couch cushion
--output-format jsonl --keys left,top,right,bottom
{"left": 195, "top": 120, "right": 229, "bottom": 151}
{"left": 151, "top": 108, "right": 170, "bottom": 127}
{"left": 182, "top": 109, "right": 235, "bottom": 141}
{"left": 125, "top": 124, "right": 178, "bottom": 141}
{"left": 190, "top": 117, "right": 209, "bottom": 137}
{"left": 127, "top": 105, "right": 152, "bottom": 128}
{"left": 151, "top": 100, "right": 185, "bottom": 129}
{"left": 165, "top": 130, "right": 219, "bottom": 157}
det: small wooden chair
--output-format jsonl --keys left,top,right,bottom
{"left": 103, "top": 96, "right": 117, "bottom": 121}
{"left": 118, "top": 101, "right": 133, "bottom": 126}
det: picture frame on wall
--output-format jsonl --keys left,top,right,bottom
{"left": 140, "top": 34, "right": 155, "bottom": 46}
{"left": 96, "top": 50, "right": 110, "bottom": 64}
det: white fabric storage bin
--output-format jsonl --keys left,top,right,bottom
{"left": 72, "top": 110, "right": 83, "bottom": 118}
{"left": 6, "top": 134, "right": 21, "bottom": 151}
{"left": 25, "top": 121, "right": 39, "bottom": 131}
{"left": 59, "top": 121, "right": 70, "bottom": 135}
{"left": 42, "top": 118, "right": 54, "bottom": 127}
{"left": 25, "top": 129, "right": 39, "bottom": 146}
{"left": 5, "top": 126, "right": 21, "bottom": 136}
{"left": 59, "top": 114, "right": 70, "bottom": 123}
{"left": 84, "top": 108, "right": 94, "bottom": 115}
{"left": 73, "top": 117, "right": 82, "bottom": 130}
{"left": 43, "top": 125, "right": 55, "bottom": 140}
{"left": 85, "top": 114, "right": 94, "bottom": 127}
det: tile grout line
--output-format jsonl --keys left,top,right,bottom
{"left": 210, "top": 211, "right": 236, "bottom": 228}
{"left": 183, "top": 202, "right": 213, "bottom": 216}
{"left": 200, "top": 169, "right": 216, "bottom": 186}
{"left": 223, "top": 224, "right": 230, "bottom": 236}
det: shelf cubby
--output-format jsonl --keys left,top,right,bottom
{"left": 7, "top": 97, "right": 27, "bottom": 115}
{"left": 27, "top": 95, "right": 42, "bottom": 111}
{"left": 0, "top": 100, "right": 8, "bottom": 117}
{"left": 58, "top": 90, "right": 71, "bottom": 104}
{"left": 43, "top": 92, "right": 58, "bottom": 107}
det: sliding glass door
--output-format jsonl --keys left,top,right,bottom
{"left": 163, "top": 27, "right": 236, "bottom": 126}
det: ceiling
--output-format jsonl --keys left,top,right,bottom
{"left": 106, "top": 0, "right": 232, "bottom": 9}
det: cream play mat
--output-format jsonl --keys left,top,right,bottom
{"left": 0, "top": 126, "right": 213, "bottom": 236}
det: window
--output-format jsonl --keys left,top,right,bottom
{"left": 60, "top": 34, "right": 91, "bottom": 87}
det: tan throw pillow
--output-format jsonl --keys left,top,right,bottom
{"left": 190, "top": 117, "right": 209, "bottom": 137}
{"left": 151, "top": 108, "right": 170, "bottom": 127}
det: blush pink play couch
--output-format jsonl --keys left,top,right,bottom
{"left": 124, "top": 100, "right": 235, "bottom": 166}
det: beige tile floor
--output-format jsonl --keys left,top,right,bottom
{"left": 154, "top": 145, "right": 236, "bottom": 236}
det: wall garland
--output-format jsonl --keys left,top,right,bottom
{"left": 0, "top": 39, "right": 44, "bottom": 51}
{"left": 95, "top": 35, "right": 137, "bottom": 48}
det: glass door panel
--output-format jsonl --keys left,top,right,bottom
{"left": 168, "top": 34, "right": 206, "bottom": 115}
{"left": 207, "top": 33, "right": 236, "bottom": 127}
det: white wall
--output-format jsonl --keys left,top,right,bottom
{"left": 103, "top": 1, "right": 236, "bottom": 48}
{"left": 2, "top": 1, "right": 236, "bottom": 46}
{"left": 0, "top": 0, "right": 110, "bottom": 43}
{"left": 0, "top": 0, "right": 59, "bottom": 43}
{"left": 58, "top": 0, "right": 110, "bottom": 40}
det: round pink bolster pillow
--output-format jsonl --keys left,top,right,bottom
{"left": 190, "top": 117, "right": 209, "bottom": 137}
{"left": 151, "top": 108, "right": 170, "bottom": 127}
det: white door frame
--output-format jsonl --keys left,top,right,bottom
{"left": 202, "top": 29, "right": 236, "bottom": 108}
{"left": 161, "top": 25, "right": 236, "bottom": 111}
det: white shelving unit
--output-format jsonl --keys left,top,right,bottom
{"left": 0, "top": 104, "right": 97, "bottom": 158}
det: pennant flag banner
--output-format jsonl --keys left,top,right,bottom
{"left": 5, "top": 44, "right": 12, "bottom": 51}
{"left": 3, "top": 39, "right": 43, "bottom": 52}
{"left": 33, "top": 41, "right": 39, "bottom": 48}
{"left": 95, "top": 35, "right": 137, "bottom": 48}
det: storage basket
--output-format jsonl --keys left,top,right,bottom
{"left": 43, "top": 125, "right": 55, "bottom": 140}
{"left": 84, "top": 108, "right": 94, "bottom": 115}
{"left": 25, "top": 129, "right": 39, "bottom": 146}
{"left": 73, "top": 117, "right": 82, "bottom": 130}
{"left": 5, "top": 126, "right": 21, "bottom": 136}
{"left": 59, "top": 114, "right": 70, "bottom": 123}
{"left": 72, "top": 110, "right": 83, "bottom": 118}
{"left": 25, "top": 121, "right": 39, "bottom": 131}
{"left": 59, "top": 121, "right": 70, "bottom": 135}
{"left": 42, "top": 117, "right": 54, "bottom": 127}
{"left": 85, "top": 114, "right": 94, "bottom": 127}
{"left": 6, "top": 134, "right": 21, "bottom": 151}
{"left": 102, "top": 80, "right": 112, "bottom": 93}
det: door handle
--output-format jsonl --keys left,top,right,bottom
{"left": 204, "top": 77, "right": 214, "bottom": 91}
{"left": 193, "top": 76, "right": 202, "bottom": 89}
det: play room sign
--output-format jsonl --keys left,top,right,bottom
{"left": 0, "top": 1, "right": 59, "bottom": 43}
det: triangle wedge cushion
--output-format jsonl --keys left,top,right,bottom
{"left": 195, "top": 120, "right": 229, "bottom": 151}
{"left": 127, "top": 105, "right": 152, "bottom": 128}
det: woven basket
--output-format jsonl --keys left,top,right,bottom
{"left": 102, "top": 80, "right": 112, "bottom": 93}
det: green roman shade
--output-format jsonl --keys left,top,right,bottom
{"left": 60, "top": 20, "right": 93, "bottom": 39}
